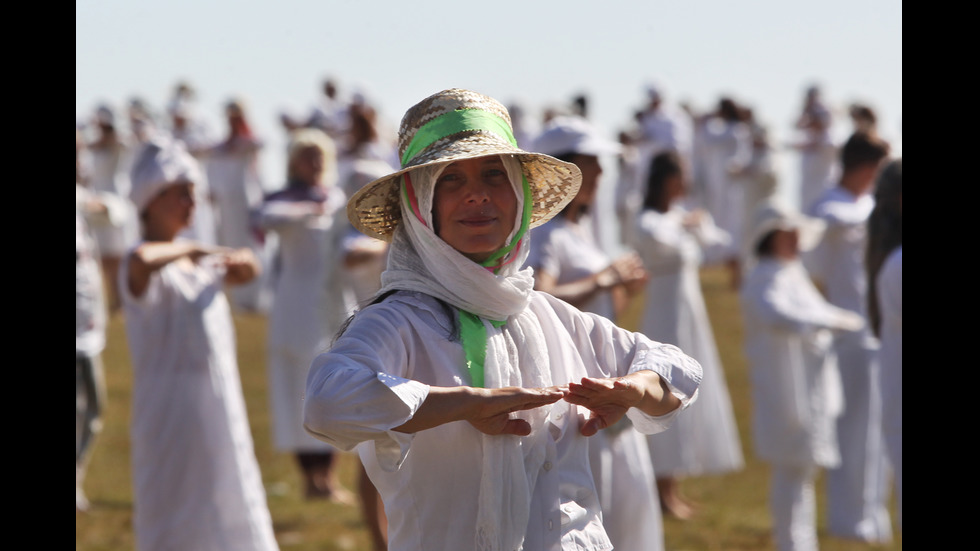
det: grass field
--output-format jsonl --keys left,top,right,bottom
{"left": 76, "top": 266, "right": 901, "bottom": 551}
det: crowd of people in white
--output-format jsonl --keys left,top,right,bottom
{"left": 76, "top": 77, "right": 901, "bottom": 551}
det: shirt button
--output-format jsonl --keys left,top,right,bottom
{"left": 548, "top": 520, "right": 554, "bottom": 530}
{"left": 543, "top": 461, "right": 553, "bottom": 471}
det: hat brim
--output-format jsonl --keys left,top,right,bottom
{"left": 347, "top": 144, "right": 582, "bottom": 242}
{"left": 749, "top": 214, "right": 826, "bottom": 253}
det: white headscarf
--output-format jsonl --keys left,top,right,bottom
{"left": 378, "top": 155, "right": 554, "bottom": 551}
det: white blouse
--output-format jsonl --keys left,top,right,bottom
{"left": 304, "top": 290, "right": 702, "bottom": 551}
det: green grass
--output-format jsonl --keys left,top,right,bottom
{"left": 76, "top": 267, "right": 901, "bottom": 550}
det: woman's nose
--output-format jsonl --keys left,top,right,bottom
{"left": 462, "top": 181, "right": 491, "bottom": 202}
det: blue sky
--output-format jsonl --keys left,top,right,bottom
{"left": 77, "top": 0, "right": 902, "bottom": 203}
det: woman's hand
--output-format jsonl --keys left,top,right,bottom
{"left": 564, "top": 377, "right": 641, "bottom": 436}
{"left": 465, "top": 386, "right": 567, "bottom": 436}
{"left": 609, "top": 252, "right": 648, "bottom": 295}
{"left": 221, "top": 247, "right": 261, "bottom": 286}
{"left": 565, "top": 371, "right": 681, "bottom": 436}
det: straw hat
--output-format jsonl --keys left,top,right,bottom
{"left": 346, "top": 88, "right": 582, "bottom": 242}
{"left": 748, "top": 198, "right": 826, "bottom": 253}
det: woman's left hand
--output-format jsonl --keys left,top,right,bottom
{"left": 221, "top": 248, "right": 261, "bottom": 286}
{"left": 564, "top": 376, "right": 643, "bottom": 436}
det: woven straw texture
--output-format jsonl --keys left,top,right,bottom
{"left": 347, "top": 88, "right": 582, "bottom": 242}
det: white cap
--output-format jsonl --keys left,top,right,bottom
{"left": 531, "top": 115, "right": 621, "bottom": 157}
{"left": 748, "top": 198, "right": 825, "bottom": 253}
{"left": 129, "top": 137, "right": 203, "bottom": 212}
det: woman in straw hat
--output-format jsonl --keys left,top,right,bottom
{"left": 739, "top": 199, "right": 864, "bottom": 551}
{"left": 303, "top": 88, "right": 703, "bottom": 551}
{"left": 120, "top": 136, "right": 279, "bottom": 551}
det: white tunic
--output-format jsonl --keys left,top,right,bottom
{"left": 739, "top": 258, "right": 852, "bottom": 468}
{"left": 257, "top": 187, "right": 354, "bottom": 451}
{"left": 633, "top": 206, "right": 745, "bottom": 476}
{"left": 120, "top": 244, "right": 279, "bottom": 551}
{"left": 304, "top": 291, "right": 702, "bottom": 551}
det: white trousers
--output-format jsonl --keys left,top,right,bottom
{"left": 825, "top": 341, "right": 893, "bottom": 542}
{"left": 770, "top": 464, "right": 818, "bottom": 551}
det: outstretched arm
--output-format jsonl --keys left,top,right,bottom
{"left": 394, "top": 385, "right": 567, "bottom": 436}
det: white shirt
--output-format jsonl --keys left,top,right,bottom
{"left": 526, "top": 216, "right": 614, "bottom": 319}
{"left": 304, "top": 290, "right": 702, "bottom": 551}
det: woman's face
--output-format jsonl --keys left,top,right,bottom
{"left": 144, "top": 182, "right": 196, "bottom": 236}
{"left": 432, "top": 156, "right": 518, "bottom": 263}
{"left": 770, "top": 228, "right": 800, "bottom": 260}
{"left": 664, "top": 172, "right": 686, "bottom": 205}
{"left": 291, "top": 145, "right": 325, "bottom": 185}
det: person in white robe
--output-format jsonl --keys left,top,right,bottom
{"left": 864, "top": 158, "right": 902, "bottom": 531}
{"left": 632, "top": 150, "right": 745, "bottom": 520}
{"left": 202, "top": 98, "right": 271, "bottom": 312}
{"left": 740, "top": 199, "right": 865, "bottom": 551}
{"left": 617, "top": 83, "right": 695, "bottom": 251}
{"left": 256, "top": 128, "right": 358, "bottom": 503}
{"left": 526, "top": 116, "right": 665, "bottom": 551}
{"left": 76, "top": 130, "right": 132, "bottom": 512}
{"left": 803, "top": 131, "right": 893, "bottom": 543}
{"left": 698, "top": 97, "right": 752, "bottom": 287}
{"left": 85, "top": 104, "right": 139, "bottom": 310}
{"left": 791, "top": 85, "right": 839, "bottom": 212}
{"left": 120, "top": 136, "right": 279, "bottom": 551}
{"left": 728, "top": 120, "right": 781, "bottom": 276}
{"left": 304, "top": 88, "right": 702, "bottom": 551}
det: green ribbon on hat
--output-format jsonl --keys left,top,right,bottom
{"left": 401, "top": 109, "right": 517, "bottom": 167}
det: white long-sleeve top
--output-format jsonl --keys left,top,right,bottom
{"left": 804, "top": 186, "right": 874, "bottom": 314}
{"left": 304, "top": 290, "right": 702, "bottom": 551}
{"left": 740, "top": 258, "right": 862, "bottom": 468}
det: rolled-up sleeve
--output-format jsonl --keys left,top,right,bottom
{"left": 303, "top": 308, "right": 431, "bottom": 471}
{"left": 533, "top": 292, "right": 703, "bottom": 435}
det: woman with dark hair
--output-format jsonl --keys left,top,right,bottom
{"left": 865, "top": 158, "right": 902, "bottom": 530}
{"left": 632, "top": 150, "right": 744, "bottom": 519}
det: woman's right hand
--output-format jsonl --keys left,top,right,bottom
{"left": 393, "top": 385, "right": 566, "bottom": 436}
{"left": 465, "top": 386, "right": 567, "bottom": 436}
{"left": 609, "top": 252, "right": 648, "bottom": 295}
